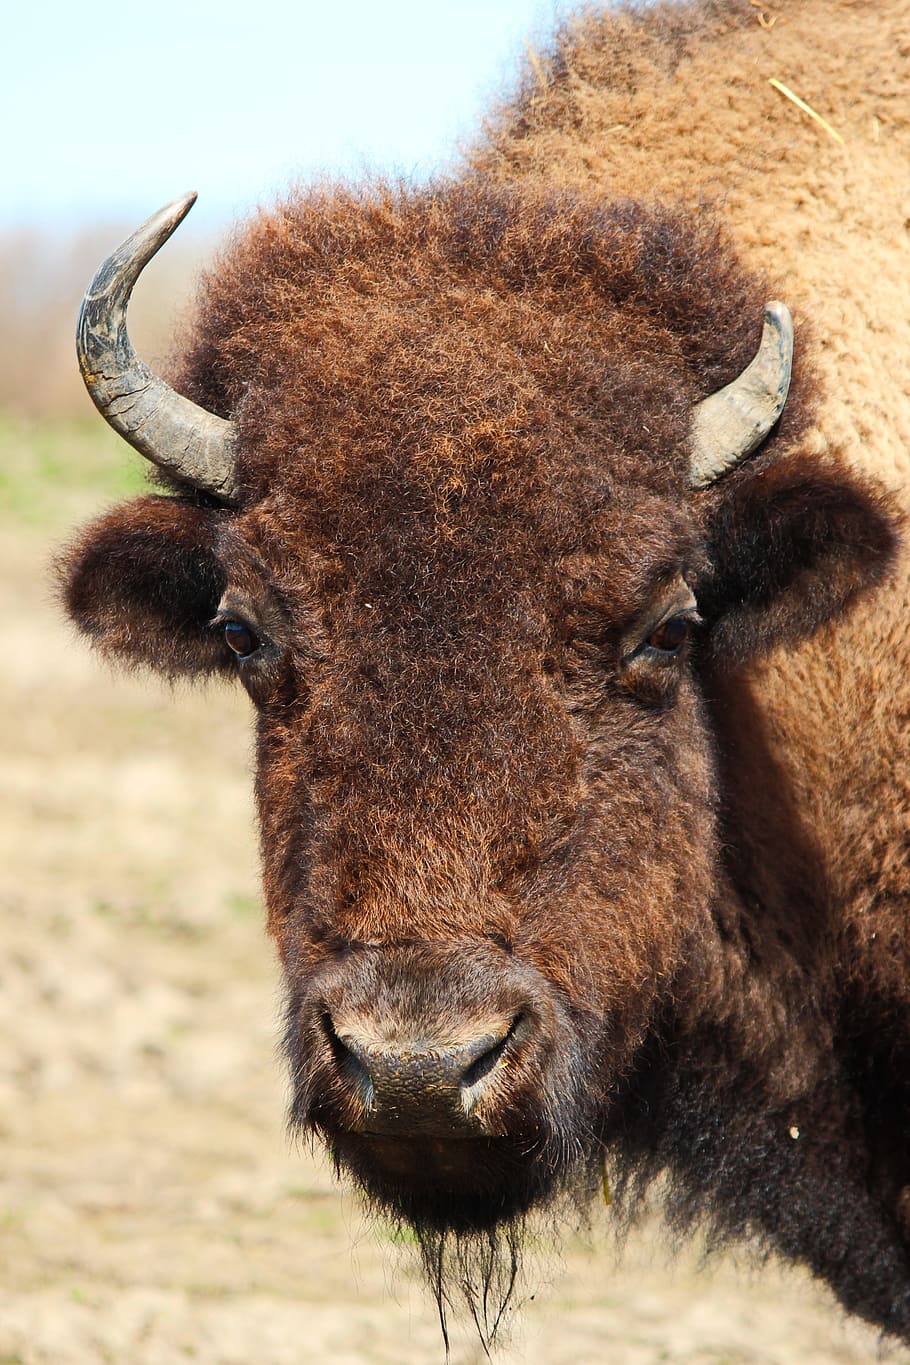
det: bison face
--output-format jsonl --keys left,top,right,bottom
{"left": 244, "top": 516, "right": 716, "bottom": 1234}
{"left": 62, "top": 186, "right": 899, "bottom": 1261}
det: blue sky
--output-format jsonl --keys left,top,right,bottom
{"left": 10, "top": 0, "right": 565, "bottom": 233}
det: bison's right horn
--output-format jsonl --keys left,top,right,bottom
{"left": 689, "top": 301, "right": 794, "bottom": 489}
{"left": 76, "top": 192, "right": 241, "bottom": 506}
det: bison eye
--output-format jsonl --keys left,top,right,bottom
{"left": 222, "top": 619, "right": 260, "bottom": 659}
{"left": 646, "top": 615, "right": 692, "bottom": 656}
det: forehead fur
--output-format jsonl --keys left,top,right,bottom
{"left": 173, "top": 181, "right": 768, "bottom": 546}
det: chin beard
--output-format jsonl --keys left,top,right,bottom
{"left": 334, "top": 1136, "right": 603, "bottom": 1351}
{"left": 296, "top": 1119, "right": 603, "bottom": 1351}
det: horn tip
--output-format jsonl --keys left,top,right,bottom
{"left": 764, "top": 300, "right": 794, "bottom": 336}
{"left": 159, "top": 191, "right": 198, "bottom": 233}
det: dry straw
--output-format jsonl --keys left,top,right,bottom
{"left": 768, "top": 77, "right": 846, "bottom": 145}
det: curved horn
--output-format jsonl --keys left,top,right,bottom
{"left": 689, "top": 301, "right": 794, "bottom": 489}
{"left": 77, "top": 192, "right": 241, "bottom": 506}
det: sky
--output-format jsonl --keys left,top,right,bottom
{"left": 9, "top": 0, "right": 566, "bottom": 235}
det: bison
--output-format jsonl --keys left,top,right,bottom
{"left": 62, "top": 0, "right": 910, "bottom": 1347}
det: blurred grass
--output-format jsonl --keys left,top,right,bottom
{"left": 0, "top": 411, "right": 148, "bottom": 533}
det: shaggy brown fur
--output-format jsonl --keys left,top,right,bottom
{"left": 61, "top": 0, "right": 910, "bottom": 1346}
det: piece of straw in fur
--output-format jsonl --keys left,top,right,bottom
{"left": 749, "top": 0, "right": 777, "bottom": 24}
{"left": 525, "top": 40, "right": 548, "bottom": 91}
{"left": 769, "top": 77, "right": 845, "bottom": 145}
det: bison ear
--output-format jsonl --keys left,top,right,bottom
{"left": 59, "top": 496, "right": 230, "bottom": 677}
{"left": 696, "top": 453, "right": 902, "bottom": 668}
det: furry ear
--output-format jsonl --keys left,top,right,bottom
{"left": 59, "top": 496, "right": 231, "bottom": 677}
{"left": 696, "top": 454, "right": 902, "bottom": 668}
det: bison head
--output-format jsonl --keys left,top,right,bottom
{"left": 62, "top": 183, "right": 897, "bottom": 1313}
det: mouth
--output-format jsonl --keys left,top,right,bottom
{"left": 328, "top": 1128, "right": 562, "bottom": 1233}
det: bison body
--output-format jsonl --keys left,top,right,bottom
{"left": 63, "top": 0, "right": 910, "bottom": 1344}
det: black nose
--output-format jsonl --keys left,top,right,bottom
{"left": 323, "top": 1011, "right": 526, "bottom": 1135}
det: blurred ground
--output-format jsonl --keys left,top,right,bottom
{"left": 1, "top": 413, "right": 908, "bottom": 1364}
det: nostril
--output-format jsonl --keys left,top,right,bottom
{"left": 321, "top": 1011, "right": 373, "bottom": 1102}
{"left": 461, "top": 1012, "right": 523, "bottom": 1089}
{"left": 321, "top": 1010, "right": 344, "bottom": 1059}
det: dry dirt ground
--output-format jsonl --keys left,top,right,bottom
{"left": 2, "top": 415, "right": 908, "bottom": 1364}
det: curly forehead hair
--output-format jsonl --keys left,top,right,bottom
{"left": 172, "top": 181, "right": 772, "bottom": 501}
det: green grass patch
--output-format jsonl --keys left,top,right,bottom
{"left": 0, "top": 410, "right": 148, "bottom": 532}
{"left": 381, "top": 1220, "right": 419, "bottom": 1247}
{"left": 227, "top": 892, "right": 260, "bottom": 918}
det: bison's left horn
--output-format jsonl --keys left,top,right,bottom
{"left": 689, "top": 301, "right": 794, "bottom": 489}
{"left": 76, "top": 192, "right": 241, "bottom": 506}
